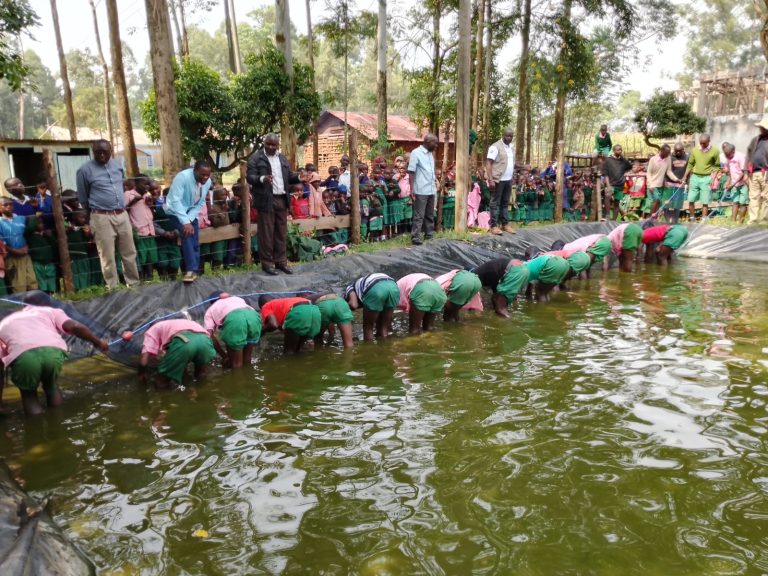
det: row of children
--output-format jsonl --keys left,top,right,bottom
{"left": 0, "top": 219, "right": 689, "bottom": 416}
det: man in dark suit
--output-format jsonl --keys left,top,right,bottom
{"left": 246, "top": 133, "right": 304, "bottom": 275}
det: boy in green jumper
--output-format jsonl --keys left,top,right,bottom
{"left": 26, "top": 216, "right": 57, "bottom": 294}
{"left": 684, "top": 134, "right": 720, "bottom": 220}
{"left": 66, "top": 211, "right": 95, "bottom": 291}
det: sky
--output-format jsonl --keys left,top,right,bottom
{"left": 24, "top": 0, "right": 688, "bottom": 100}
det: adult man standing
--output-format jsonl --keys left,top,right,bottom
{"left": 746, "top": 118, "right": 768, "bottom": 224}
{"left": 720, "top": 142, "right": 748, "bottom": 223}
{"left": 485, "top": 128, "right": 516, "bottom": 235}
{"left": 76, "top": 139, "right": 140, "bottom": 290}
{"left": 165, "top": 160, "right": 213, "bottom": 283}
{"left": 683, "top": 133, "right": 719, "bottom": 220}
{"left": 602, "top": 145, "right": 632, "bottom": 220}
{"left": 246, "top": 133, "right": 302, "bottom": 275}
{"left": 646, "top": 144, "right": 681, "bottom": 216}
{"left": 407, "top": 133, "right": 438, "bottom": 245}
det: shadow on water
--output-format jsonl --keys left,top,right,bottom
{"left": 2, "top": 258, "right": 768, "bottom": 575}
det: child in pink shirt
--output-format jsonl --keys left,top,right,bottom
{"left": 0, "top": 291, "right": 107, "bottom": 416}
{"left": 203, "top": 292, "right": 262, "bottom": 368}
{"left": 397, "top": 273, "right": 448, "bottom": 334}
{"left": 139, "top": 318, "right": 215, "bottom": 387}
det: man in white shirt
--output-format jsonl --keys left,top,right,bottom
{"left": 485, "top": 128, "right": 516, "bottom": 235}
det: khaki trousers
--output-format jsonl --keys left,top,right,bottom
{"left": 6, "top": 254, "right": 37, "bottom": 294}
{"left": 90, "top": 212, "right": 140, "bottom": 289}
{"left": 748, "top": 171, "right": 768, "bottom": 224}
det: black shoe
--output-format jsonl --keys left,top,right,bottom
{"left": 276, "top": 264, "right": 293, "bottom": 274}
{"left": 263, "top": 266, "right": 278, "bottom": 276}
{"left": 412, "top": 237, "right": 423, "bottom": 245}
{"left": 425, "top": 235, "right": 434, "bottom": 241}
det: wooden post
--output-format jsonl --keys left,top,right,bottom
{"left": 437, "top": 121, "right": 451, "bottom": 231}
{"left": 554, "top": 139, "right": 564, "bottom": 223}
{"left": 349, "top": 131, "right": 361, "bottom": 244}
{"left": 42, "top": 149, "right": 73, "bottom": 293}
{"left": 239, "top": 160, "right": 252, "bottom": 265}
{"left": 595, "top": 173, "right": 603, "bottom": 221}
{"left": 455, "top": 0, "right": 471, "bottom": 233}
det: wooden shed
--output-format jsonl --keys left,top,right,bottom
{"left": 0, "top": 139, "right": 94, "bottom": 192}
{"left": 304, "top": 110, "right": 455, "bottom": 176}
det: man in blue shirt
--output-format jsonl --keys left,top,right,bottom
{"left": 0, "top": 197, "right": 37, "bottom": 294}
{"left": 166, "top": 160, "right": 213, "bottom": 283}
{"left": 407, "top": 134, "right": 439, "bottom": 245}
{"left": 76, "top": 139, "right": 140, "bottom": 290}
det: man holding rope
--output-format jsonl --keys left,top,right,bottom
{"left": 646, "top": 144, "right": 682, "bottom": 218}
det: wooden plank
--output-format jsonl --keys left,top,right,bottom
{"left": 196, "top": 216, "right": 352, "bottom": 245}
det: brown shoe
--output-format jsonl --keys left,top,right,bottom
{"left": 490, "top": 226, "right": 503, "bottom": 235}
{"left": 503, "top": 224, "right": 517, "bottom": 234}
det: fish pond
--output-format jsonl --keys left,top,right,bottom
{"left": 1, "top": 257, "right": 767, "bottom": 575}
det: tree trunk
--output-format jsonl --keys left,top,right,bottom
{"left": 455, "top": 0, "right": 471, "bottom": 234}
{"left": 525, "top": 92, "right": 532, "bottom": 164}
{"left": 43, "top": 148, "right": 74, "bottom": 293}
{"left": 275, "top": 0, "right": 296, "bottom": 166}
{"left": 179, "top": 0, "right": 189, "bottom": 56}
{"left": 471, "top": 0, "right": 484, "bottom": 128}
{"left": 349, "top": 131, "right": 361, "bottom": 244}
{"left": 550, "top": 0, "right": 571, "bottom": 162}
{"left": 306, "top": 0, "right": 319, "bottom": 167}
{"left": 17, "top": 87, "right": 24, "bottom": 139}
{"left": 229, "top": 0, "right": 242, "bottom": 73}
{"left": 429, "top": 4, "right": 441, "bottom": 134}
{"left": 481, "top": 0, "right": 492, "bottom": 153}
{"left": 438, "top": 120, "right": 451, "bottom": 231}
{"left": 106, "top": 0, "right": 138, "bottom": 176}
{"left": 225, "top": 0, "right": 241, "bottom": 73}
{"left": 240, "top": 160, "right": 252, "bottom": 265}
{"left": 376, "top": 0, "right": 387, "bottom": 152}
{"left": 515, "top": 0, "right": 531, "bottom": 163}
{"left": 643, "top": 133, "right": 661, "bottom": 150}
{"left": 169, "top": 1, "right": 184, "bottom": 58}
{"left": 145, "top": 0, "right": 184, "bottom": 180}
{"left": 554, "top": 139, "right": 564, "bottom": 223}
{"left": 89, "top": 0, "right": 114, "bottom": 145}
{"left": 50, "top": 0, "right": 76, "bottom": 140}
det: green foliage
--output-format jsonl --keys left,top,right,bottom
{"left": 633, "top": 91, "right": 706, "bottom": 146}
{"left": 0, "top": 49, "right": 57, "bottom": 138}
{"left": 0, "top": 0, "right": 39, "bottom": 91}
{"left": 141, "top": 47, "right": 321, "bottom": 170}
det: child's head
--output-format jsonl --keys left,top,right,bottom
{"left": 290, "top": 183, "right": 304, "bottom": 197}
{"left": 328, "top": 165, "right": 339, "bottom": 178}
{"left": 304, "top": 162, "right": 316, "bottom": 173}
{"left": 383, "top": 167, "right": 394, "bottom": 180}
{"left": 123, "top": 178, "right": 136, "bottom": 192}
{"left": 0, "top": 197, "right": 13, "bottom": 217}
{"left": 213, "top": 187, "right": 229, "bottom": 204}
{"left": 258, "top": 294, "right": 274, "bottom": 308}
{"left": 359, "top": 163, "right": 369, "bottom": 175}
{"left": 69, "top": 210, "right": 87, "bottom": 227}
{"left": 322, "top": 190, "right": 333, "bottom": 204}
{"left": 632, "top": 162, "right": 643, "bottom": 173}
{"left": 232, "top": 182, "right": 244, "bottom": 197}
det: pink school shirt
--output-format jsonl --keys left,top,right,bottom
{"left": 721, "top": 151, "right": 746, "bottom": 184}
{"left": 0, "top": 306, "right": 71, "bottom": 367}
{"left": 141, "top": 319, "right": 208, "bottom": 356}
{"left": 198, "top": 202, "right": 211, "bottom": 229}
{"left": 203, "top": 297, "right": 252, "bottom": 332}
{"left": 642, "top": 225, "right": 670, "bottom": 245}
{"left": 124, "top": 190, "right": 156, "bottom": 237}
{"left": 608, "top": 223, "right": 630, "bottom": 255}
{"left": 397, "top": 273, "right": 433, "bottom": 312}
{"left": 435, "top": 270, "right": 483, "bottom": 311}
{"left": 397, "top": 175, "right": 411, "bottom": 198}
{"left": 562, "top": 234, "right": 605, "bottom": 257}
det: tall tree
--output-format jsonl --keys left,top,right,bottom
{"left": 514, "top": 0, "right": 530, "bottom": 162}
{"left": 50, "top": 0, "right": 75, "bottom": 139}
{"left": 471, "top": 0, "right": 484, "bottom": 128}
{"left": 145, "top": 0, "right": 184, "bottom": 180}
{"left": 481, "top": 0, "right": 491, "bottom": 151}
{"left": 88, "top": 0, "right": 114, "bottom": 144}
{"left": 275, "top": 0, "right": 296, "bottom": 165}
{"left": 376, "top": 0, "right": 387, "bottom": 149}
{"left": 0, "top": 0, "right": 38, "bottom": 91}
{"left": 306, "top": 0, "right": 319, "bottom": 167}
{"left": 455, "top": 0, "right": 471, "bottom": 232}
{"left": 106, "top": 0, "right": 138, "bottom": 175}
{"left": 224, "top": 0, "right": 242, "bottom": 73}
{"left": 550, "top": 0, "right": 572, "bottom": 162}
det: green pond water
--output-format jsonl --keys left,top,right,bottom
{"left": 2, "top": 258, "right": 768, "bottom": 575}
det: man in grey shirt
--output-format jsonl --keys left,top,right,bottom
{"left": 76, "top": 139, "right": 140, "bottom": 289}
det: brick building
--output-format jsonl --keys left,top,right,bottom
{"left": 303, "top": 110, "right": 455, "bottom": 176}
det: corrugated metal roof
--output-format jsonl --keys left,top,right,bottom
{"left": 321, "top": 110, "right": 453, "bottom": 142}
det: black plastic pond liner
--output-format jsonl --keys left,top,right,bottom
{"left": 0, "top": 461, "right": 95, "bottom": 575}
{"left": 1, "top": 222, "right": 766, "bottom": 367}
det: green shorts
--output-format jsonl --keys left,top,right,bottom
{"left": 596, "top": 146, "right": 612, "bottom": 156}
{"left": 497, "top": 263, "right": 530, "bottom": 301}
{"left": 662, "top": 225, "right": 688, "bottom": 250}
{"left": 649, "top": 187, "right": 664, "bottom": 202}
{"left": 157, "top": 240, "right": 182, "bottom": 270}
{"left": 409, "top": 279, "right": 447, "bottom": 313}
{"left": 662, "top": 186, "right": 685, "bottom": 210}
{"left": 622, "top": 223, "right": 643, "bottom": 251}
{"left": 158, "top": 332, "right": 216, "bottom": 384}
{"left": 33, "top": 262, "right": 57, "bottom": 293}
{"left": 538, "top": 255, "right": 570, "bottom": 285}
{"left": 284, "top": 304, "right": 322, "bottom": 338}
{"left": 136, "top": 235, "right": 159, "bottom": 266}
{"left": 446, "top": 270, "right": 482, "bottom": 307}
{"left": 316, "top": 296, "right": 354, "bottom": 326}
{"left": 612, "top": 186, "right": 625, "bottom": 201}
{"left": 587, "top": 237, "right": 612, "bottom": 263}
{"left": 200, "top": 240, "right": 226, "bottom": 263}
{"left": 361, "top": 279, "right": 400, "bottom": 312}
{"left": 220, "top": 308, "right": 262, "bottom": 350}
{"left": 10, "top": 346, "right": 67, "bottom": 394}
{"left": 732, "top": 184, "right": 749, "bottom": 205}
{"left": 687, "top": 174, "right": 712, "bottom": 204}
{"left": 567, "top": 251, "right": 592, "bottom": 274}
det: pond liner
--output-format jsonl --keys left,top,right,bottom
{"left": 0, "top": 460, "right": 96, "bottom": 575}
{"left": 1, "top": 221, "right": 765, "bottom": 367}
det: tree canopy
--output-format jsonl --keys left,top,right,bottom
{"left": 633, "top": 90, "right": 706, "bottom": 149}
{"left": 0, "top": 0, "right": 38, "bottom": 90}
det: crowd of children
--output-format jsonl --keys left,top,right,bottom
{"left": 0, "top": 219, "right": 689, "bottom": 416}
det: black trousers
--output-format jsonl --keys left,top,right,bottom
{"left": 257, "top": 195, "right": 289, "bottom": 267}
{"left": 490, "top": 180, "right": 513, "bottom": 226}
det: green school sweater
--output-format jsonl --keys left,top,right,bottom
{"left": 687, "top": 146, "right": 720, "bottom": 175}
